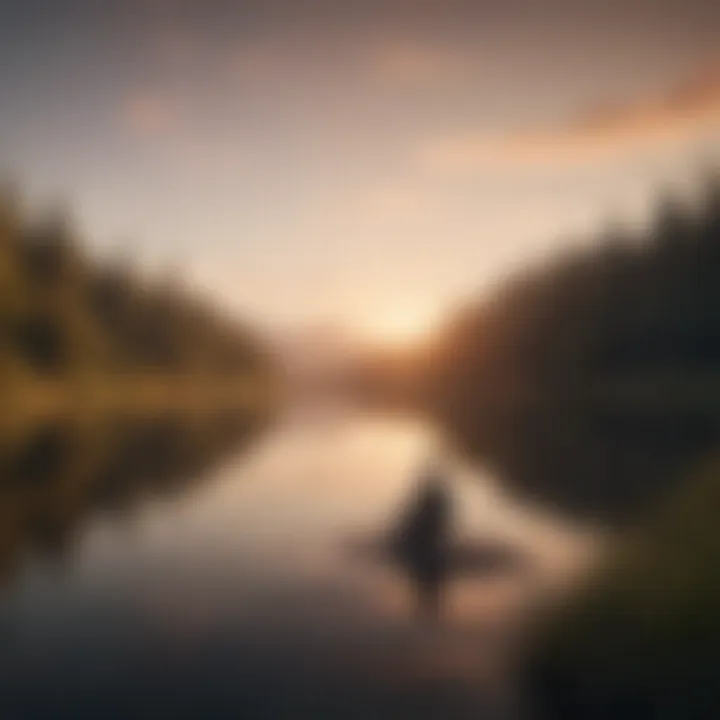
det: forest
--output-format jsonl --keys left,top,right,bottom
{"left": 0, "top": 187, "right": 273, "bottom": 430}
{"left": 354, "top": 172, "right": 720, "bottom": 526}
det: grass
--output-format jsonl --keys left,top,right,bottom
{"left": 525, "top": 454, "right": 720, "bottom": 719}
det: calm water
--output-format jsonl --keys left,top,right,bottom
{"left": 0, "top": 405, "right": 592, "bottom": 719}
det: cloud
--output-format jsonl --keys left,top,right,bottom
{"left": 122, "top": 90, "right": 176, "bottom": 137}
{"left": 417, "top": 61, "right": 720, "bottom": 171}
{"left": 556, "top": 63, "right": 720, "bottom": 141}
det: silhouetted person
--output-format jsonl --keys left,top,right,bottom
{"left": 345, "top": 459, "right": 530, "bottom": 621}
{"left": 392, "top": 461, "right": 453, "bottom": 619}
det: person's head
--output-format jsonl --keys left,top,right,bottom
{"left": 425, "top": 450, "right": 447, "bottom": 476}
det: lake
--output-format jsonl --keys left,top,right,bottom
{"left": 0, "top": 404, "right": 593, "bottom": 719}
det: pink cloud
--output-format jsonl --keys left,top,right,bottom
{"left": 417, "top": 60, "right": 720, "bottom": 170}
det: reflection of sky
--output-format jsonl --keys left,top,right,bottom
{"left": 0, "top": 1, "right": 718, "bottom": 332}
{"left": 0, "top": 409, "right": 593, "bottom": 717}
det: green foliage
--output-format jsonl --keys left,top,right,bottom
{"left": 433, "top": 176, "right": 720, "bottom": 394}
{"left": 421, "top": 174, "right": 720, "bottom": 523}
{"left": 0, "top": 186, "right": 272, "bottom": 384}
{"left": 526, "top": 458, "right": 720, "bottom": 719}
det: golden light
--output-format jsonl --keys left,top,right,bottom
{"left": 361, "top": 307, "right": 439, "bottom": 349}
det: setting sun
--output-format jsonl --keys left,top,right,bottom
{"left": 362, "top": 309, "right": 439, "bottom": 348}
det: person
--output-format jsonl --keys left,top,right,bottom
{"left": 392, "top": 459, "right": 453, "bottom": 619}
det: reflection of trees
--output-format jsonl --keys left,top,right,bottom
{"left": 0, "top": 415, "right": 264, "bottom": 588}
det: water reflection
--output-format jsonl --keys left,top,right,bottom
{"left": 0, "top": 407, "right": 588, "bottom": 719}
{"left": 0, "top": 412, "right": 264, "bottom": 589}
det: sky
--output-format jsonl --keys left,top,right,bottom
{"left": 0, "top": 0, "right": 719, "bottom": 341}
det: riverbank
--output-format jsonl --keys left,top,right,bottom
{"left": 524, "top": 455, "right": 720, "bottom": 718}
{"left": 1, "top": 373, "right": 278, "bottom": 445}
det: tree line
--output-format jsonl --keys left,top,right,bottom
{"left": 0, "top": 187, "right": 270, "bottom": 385}
{"left": 354, "top": 173, "right": 720, "bottom": 523}
{"left": 429, "top": 173, "right": 720, "bottom": 522}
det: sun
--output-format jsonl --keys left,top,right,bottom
{"left": 363, "top": 309, "right": 438, "bottom": 349}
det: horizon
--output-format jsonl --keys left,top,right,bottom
{"left": 1, "top": 0, "right": 719, "bottom": 342}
